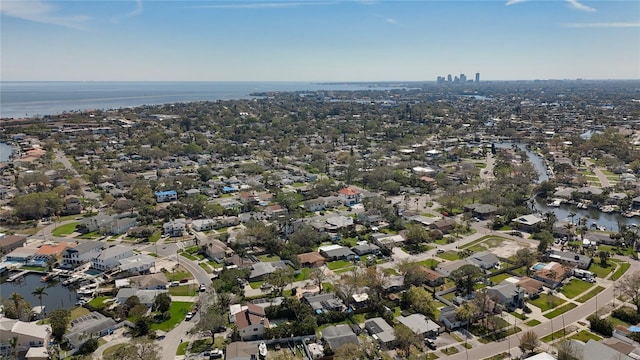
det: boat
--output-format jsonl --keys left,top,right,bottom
{"left": 77, "top": 283, "right": 98, "bottom": 295}
{"left": 547, "top": 199, "right": 562, "bottom": 207}
{"left": 41, "top": 273, "right": 58, "bottom": 282}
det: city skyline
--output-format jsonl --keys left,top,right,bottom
{"left": 1, "top": 0, "right": 638, "bottom": 82}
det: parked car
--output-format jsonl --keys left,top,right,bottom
{"left": 199, "top": 284, "right": 207, "bottom": 292}
{"left": 185, "top": 312, "right": 194, "bottom": 321}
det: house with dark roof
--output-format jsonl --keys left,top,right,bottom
{"left": 544, "top": 249, "right": 592, "bottom": 269}
{"left": 465, "top": 251, "right": 500, "bottom": 270}
{"left": 382, "top": 275, "right": 406, "bottom": 294}
{"left": 236, "top": 304, "right": 269, "bottom": 341}
{"left": 321, "top": 324, "right": 359, "bottom": 351}
{"left": 351, "top": 243, "right": 380, "bottom": 256}
{"left": 464, "top": 203, "right": 499, "bottom": 220}
{"left": 0, "top": 235, "right": 27, "bottom": 254}
{"left": 430, "top": 218, "right": 457, "bottom": 233}
{"left": 365, "top": 317, "right": 396, "bottom": 349}
{"left": 318, "top": 244, "right": 355, "bottom": 261}
{"left": 302, "top": 293, "right": 345, "bottom": 314}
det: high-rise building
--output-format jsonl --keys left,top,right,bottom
{"left": 447, "top": 74, "right": 452, "bottom": 82}
{"left": 460, "top": 73, "right": 467, "bottom": 83}
{"left": 475, "top": 72, "right": 480, "bottom": 83}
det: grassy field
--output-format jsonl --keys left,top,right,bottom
{"left": 570, "top": 330, "right": 602, "bottom": 342}
{"left": 52, "top": 222, "right": 78, "bottom": 236}
{"left": 87, "top": 296, "right": 113, "bottom": 310}
{"left": 327, "top": 260, "right": 352, "bottom": 270}
{"left": 166, "top": 269, "right": 193, "bottom": 281}
{"left": 490, "top": 273, "right": 512, "bottom": 284}
{"left": 528, "top": 293, "right": 566, "bottom": 312}
{"left": 295, "top": 267, "right": 311, "bottom": 281}
{"left": 588, "top": 262, "right": 615, "bottom": 278}
{"left": 575, "top": 286, "right": 605, "bottom": 303}
{"left": 416, "top": 258, "right": 441, "bottom": 268}
{"left": 258, "top": 255, "right": 281, "bottom": 262}
{"left": 525, "top": 319, "right": 541, "bottom": 326}
{"left": 544, "top": 303, "right": 577, "bottom": 319}
{"left": 441, "top": 347, "right": 459, "bottom": 355}
{"left": 437, "top": 251, "right": 460, "bottom": 261}
{"left": 169, "top": 285, "right": 197, "bottom": 296}
{"left": 611, "top": 262, "right": 631, "bottom": 280}
{"left": 541, "top": 329, "right": 570, "bottom": 342}
{"left": 69, "top": 306, "right": 90, "bottom": 321}
{"left": 176, "top": 342, "right": 189, "bottom": 355}
{"left": 560, "top": 279, "right": 593, "bottom": 299}
{"left": 150, "top": 301, "right": 193, "bottom": 331}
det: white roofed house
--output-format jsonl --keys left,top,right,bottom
{"left": 512, "top": 214, "right": 544, "bottom": 232}
{"left": 163, "top": 218, "right": 186, "bottom": 237}
{"left": 91, "top": 245, "right": 133, "bottom": 272}
{"left": 0, "top": 317, "right": 50, "bottom": 358}
{"left": 118, "top": 254, "right": 155, "bottom": 275}
{"left": 397, "top": 313, "right": 440, "bottom": 338}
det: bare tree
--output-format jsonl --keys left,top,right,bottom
{"left": 616, "top": 271, "right": 640, "bottom": 314}
{"left": 519, "top": 330, "right": 540, "bottom": 355}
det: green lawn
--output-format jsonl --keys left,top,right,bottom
{"left": 327, "top": 260, "right": 352, "bottom": 270}
{"left": 199, "top": 263, "right": 213, "bottom": 273}
{"left": 383, "top": 268, "right": 399, "bottom": 276}
{"left": 490, "top": 273, "right": 512, "bottom": 284}
{"left": 441, "top": 347, "right": 459, "bottom": 355}
{"left": 570, "top": 330, "right": 602, "bottom": 342}
{"left": 544, "top": 303, "right": 577, "bottom": 319}
{"left": 525, "top": 319, "right": 541, "bottom": 326}
{"left": 436, "top": 251, "right": 460, "bottom": 261}
{"left": 528, "top": 293, "right": 566, "bottom": 312}
{"left": 467, "top": 244, "right": 486, "bottom": 253}
{"left": 576, "top": 286, "right": 605, "bottom": 303}
{"left": 149, "top": 231, "right": 161, "bottom": 242}
{"left": 249, "top": 281, "right": 264, "bottom": 289}
{"left": 69, "top": 306, "right": 90, "bottom": 321}
{"left": 168, "top": 285, "right": 197, "bottom": 296}
{"left": 176, "top": 342, "right": 189, "bottom": 355}
{"left": 150, "top": 301, "right": 193, "bottom": 331}
{"left": 51, "top": 222, "right": 78, "bottom": 236}
{"left": 166, "top": 270, "right": 193, "bottom": 281}
{"left": 541, "top": 329, "right": 570, "bottom": 342}
{"left": 258, "top": 255, "right": 281, "bottom": 262}
{"left": 510, "top": 311, "right": 527, "bottom": 320}
{"left": 560, "top": 279, "right": 593, "bottom": 299}
{"left": 190, "top": 338, "right": 213, "bottom": 353}
{"left": 416, "top": 258, "right": 441, "bottom": 268}
{"left": 295, "top": 267, "right": 311, "bottom": 281}
{"left": 611, "top": 262, "right": 631, "bottom": 281}
{"left": 87, "top": 296, "right": 112, "bottom": 310}
{"left": 103, "top": 344, "right": 129, "bottom": 357}
{"left": 588, "top": 262, "right": 615, "bottom": 278}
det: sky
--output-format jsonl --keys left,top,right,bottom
{"left": 1, "top": 0, "right": 639, "bottom": 81}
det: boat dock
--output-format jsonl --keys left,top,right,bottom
{"left": 6, "top": 270, "right": 29, "bottom": 282}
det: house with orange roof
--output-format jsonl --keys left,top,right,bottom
{"left": 34, "top": 242, "right": 74, "bottom": 262}
{"left": 338, "top": 186, "right": 361, "bottom": 206}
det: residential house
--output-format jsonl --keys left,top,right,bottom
{"left": 311, "top": 215, "right": 354, "bottom": 232}
{"left": 155, "top": 190, "right": 177, "bottom": 203}
{"left": 574, "top": 339, "right": 633, "bottom": 360}
{"left": 486, "top": 281, "right": 526, "bottom": 310}
{"left": 512, "top": 214, "right": 544, "bottom": 232}
{"left": 365, "top": 317, "right": 396, "bottom": 349}
{"left": 32, "top": 242, "right": 73, "bottom": 265}
{"left": 338, "top": 187, "right": 361, "bottom": 206}
{"left": 532, "top": 262, "right": 567, "bottom": 289}
{"left": 118, "top": 254, "right": 155, "bottom": 275}
{"left": 225, "top": 342, "right": 259, "bottom": 360}
{"left": 302, "top": 293, "right": 346, "bottom": 314}
{"left": 351, "top": 243, "right": 380, "bottom": 256}
{"left": 106, "top": 217, "right": 137, "bottom": 235}
{"left": 321, "top": 324, "right": 359, "bottom": 351}
{"left": 430, "top": 218, "right": 457, "bottom": 234}
{"left": 465, "top": 251, "right": 500, "bottom": 270}
{"left": 544, "top": 249, "right": 592, "bottom": 269}
{"left": 123, "top": 273, "right": 169, "bottom": 290}
{"left": 236, "top": 304, "right": 270, "bottom": 341}
{"left": 464, "top": 203, "right": 498, "bottom": 220}
{"left": 202, "top": 238, "right": 230, "bottom": 260}
{"left": 249, "top": 261, "right": 291, "bottom": 281}
{"left": 516, "top": 277, "right": 545, "bottom": 299}
{"left": 65, "top": 312, "right": 118, "bottom": 351}
{"left": 226, "top": 254, "right": 255, "bottom": 268}
{"left": 91, "top": 245, "right": 133, "bottom": 272}
{"left": 0, "top": 234, "right": 26, "bottom": 254}
{"left": 265, "top": 204, "right": 288, "bottom": 219}
{"left": 436, "top": 259, "right": 471, "bottom": 277}
{"left": 397, "top": 313, "right": 440, "bottom": 338}
{"left": 62, "top": 196, "right": 82, "bottom": 215}
{"left": 382, "top": 275, "right": 406, "bottom": 294}
{"left": 0, "top": 318, "right": 50, "bottom": 357}
{"left": 357, "top": 211, "right": 384, "bottom": 226}
{"left": 4, "top": 247, "right": 38, "bottom": 263}
{"left": 370, "top": 233, "right": 405, "bottom": 248}
{"left": 416, "top": 266, "right": 446, "bottom": 287}
{"left": 163, "top": 219, "right": 186, "bottom": 237}
{"left": 191, "top": 219, "right": 216, "bottom": 232}
{"left": 116, "top": 288, "right": 168, "bottom": 307}
{"left": 318, "top": 244, "right": 355, "bottom": 261}
{"left": 297, "top": 252, "right": 327, "bottom": 268}
{"left": 304, "top": 198, "right": 326, "bottom": 212}
{"left": 439, "top": 305, "right": 468, "bottom": 330}
{"left": 62, "top": 241, "right": 103, "bottom": 268}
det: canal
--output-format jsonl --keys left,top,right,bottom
{"left": 0, "top": 273, "right": 80, "bottom": 311}
{"left": 496, "top": 142, "right": 633, "bottom": 232}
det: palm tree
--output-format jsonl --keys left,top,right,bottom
{"left": 569, "top": 212, "right": 576, "bottom": 226}
{"left": 31, "top": 287, "right": 48, "bottom": 316}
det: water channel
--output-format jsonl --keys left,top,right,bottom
{"left": 0, "top": 274, "right": 79, "bottom": 311}
{"left": 495, "top": 142, "right": 634, "bottom": 232}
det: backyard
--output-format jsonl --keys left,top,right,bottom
{"left": 528, "top": 293, "right": 566, "bottom": 312}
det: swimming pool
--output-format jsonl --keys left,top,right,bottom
{"left": 532, "top": 263, "right": 546, "bottom": 271}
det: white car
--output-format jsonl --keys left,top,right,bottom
{"left": 185, "top": 312, "right": 194, "bottom": 321}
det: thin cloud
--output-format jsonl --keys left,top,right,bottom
{"left": 563, "top": 22, "right": 640, "bottom": 28}
{"left": 187, "top": 2, "right": 334, "bottom": 9}
{"left": 505, "top": 0, "right": 529, "bottom": 6}
{"left": 565, "top": 0, "right": 596, "bottom": 12}
{"left": 0, "top": 0, "right": 90, "bottom": 29}
{"left": 111, "top": 0, "right": 143, "bottom": 24}
{"left": 385, "top": 17, "right": 397, "bottom": 25}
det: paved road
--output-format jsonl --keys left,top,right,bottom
{"left": 583, "top": 158, "right": 611, "bottom": 188}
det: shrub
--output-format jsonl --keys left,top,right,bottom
{"left": 587, "top": 314, "right": 613, "bottom": 336}
{"left": 612, "top": 308, "right": 640, "bottom": 325}
{"left": 78, "top": 338, "right": 99, "bottom": 355}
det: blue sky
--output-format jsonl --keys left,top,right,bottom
{"left": 1, "top": 0, "right": 638, "bottom": 81}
